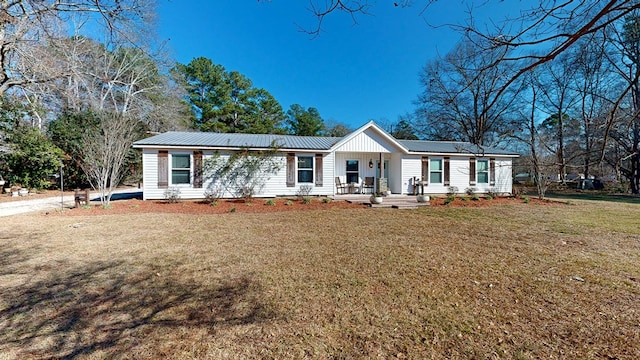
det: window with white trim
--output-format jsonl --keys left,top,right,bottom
{"left": 346, "top": 160, "right": 359, "bottom": 183}
{"left": 477, "top": 159, "right": 489, "bottom": 184}
{"left": 297, "top": 156, "right": 313, "bottom": 183}
{"left": 171, "top": 154, "right": 191, "bottom": 185}
{"left": 430, "top": 158, "right": 442, "bottom": 183}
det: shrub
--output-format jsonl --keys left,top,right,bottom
{"left": 522, "top": 196, "right": 530, "bottom": 204}
{"left": 465, "top": 187, "right": 477, "bottom": 196}
{"left": 460, "top": 196, "right": 469, "bottom": 202}
{"left": 163, "top": 187, "right": 181, "bottom": 203}
{"left": 302, "top": 196, "right": 312, "bottom": 204}
{"left": 471, "top": 194, "right": 480, "bottom": 201}
{"left": 229, "top": 206, "right": 236, "bottom": 213}
{"left": 444, "top": 195, "right": 455, "bottom": 205}
{"left": 446, "top": 186, "right": 458, "bottom": 196}
{"left": 321, "top": 197, "right": 332, "bottom": 203}
{"left": 296, "top": 185, "right": 313, "bottom": 199}
{"left": 285, "top": 200, "right": 294, "bottom": 206}
{"left": 485, "top": 195, "right": 493, "bottom": 201}
{"left": 487, "top": 187, "right": 499, "bottom": 198}
{"left": 203, "top": 187, "right": 222, "bottom": 204}
{"left": 265, "top": 199, "right": 276, "bottom": 206}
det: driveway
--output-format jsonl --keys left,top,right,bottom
{"left": 0, "top": 189, "right": 142, "bottom": 217}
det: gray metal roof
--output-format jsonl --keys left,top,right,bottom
{"left": 398, "top": 139, "right": 519, "bottom": 156}
{"left": 133, "top": 131, "right": 519, "bottom": 156}
{"left": 133, "top": 131, "right": 342, "bottom": 150}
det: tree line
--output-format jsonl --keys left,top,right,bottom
{"left": 0, "top": 1, "right": 350, "bottom": 204}
{"left": 2, "top": 1, "right": 640, "bottom": 200}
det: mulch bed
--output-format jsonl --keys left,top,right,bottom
{"left": 50, "top": 195, "right": 560, "bottom": 216}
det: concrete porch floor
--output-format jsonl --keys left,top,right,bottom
{"left": 332, "top": 194, "right": 430, "bottom": 209}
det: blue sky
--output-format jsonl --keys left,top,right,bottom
{"left": 156, "top": 1, "right": 518, "bottom": 130}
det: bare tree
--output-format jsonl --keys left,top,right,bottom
{"left": 0, "top": 0, "right": 155, "bottom": 98}
{"left": 416, "top": 36, "right": 521, "bottom": 146}
{"left": 535, "top": 51, "right": 582, "bottom": 184}
{"left": 80, "top": 111, "right": 139, "bottom": 206}
{"left": 510, "top": 72, "right": 558, "bottom": 199}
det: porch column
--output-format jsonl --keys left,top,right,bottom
{"left": 378, "top": 153, "right": 387, "bottom": 194}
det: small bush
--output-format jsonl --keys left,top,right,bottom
{"left": 163, "top": 187, "right": 181, "bottom": 203}
{"left": 265, "top": 199, "right": 276, "bottom": 206}
{"left": 229, "top": 206, "right": 236, "bottom": 213}
{"left": 285, "top": 200, "right": 294, "bottom": 206}
{"left": 302, "top": 196, "right": 312, "bottom": 204}
{"left": 487, "top": 187, "right": 499, "bottom": 198}
{"left": 446, "top": 186, "right": 459, "bottom": 196}
{"left": 203, "top": 188, "right": 222, "bottom": 204}
{"left": 209, "top": 200, "right": 218, "bottom": 207}
{"left": 296, "top": 185, "right": 313, "bottom": 199}
{"left": 485, "top": 195, "right": 493, "bottom": 201}
{"left": 471, "top": 194, "right": 480, "bottom": 201}
{"left": 522, "top": 196, "right": 530, "bottom": 204}
{"left": 460, "top": 197, "right": 468, "bottom": 202}
{"left": 465, "top": 187, "right": 477, "bottom": 196}
{"left": 321, "top": 197, "right": 332, "bottom": 203}
{"left": 444, "top": 195, "right": 455, "bottom": 205}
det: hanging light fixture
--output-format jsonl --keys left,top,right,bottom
{"left": 368, "top": 159, "right": 373, "bottom": 168}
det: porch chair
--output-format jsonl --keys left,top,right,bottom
{"left": 335, "top": 177, "right": 348, "bottom": 194}
{"left": 362, "top": 177, "right": 374, "bottom": 193}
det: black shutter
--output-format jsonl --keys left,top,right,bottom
{"left": 158, "top": 151, "right": 168, "bottom": 189}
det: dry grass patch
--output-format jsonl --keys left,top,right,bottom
{"left": 1, "top": 201, "right": 639, "bottom": 359}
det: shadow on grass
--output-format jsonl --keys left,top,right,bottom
{"left": 0, "top": 254, "right": 272, "bottom": 359}
{"left": 541, "top": 191, "right": 640, "bottom": 204}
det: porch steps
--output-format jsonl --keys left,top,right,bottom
{"left": 339, "top": 195, "right": 430, "bottom": 209}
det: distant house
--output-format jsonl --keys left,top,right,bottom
{"left": 132, "top": 122, "right": 518, "bottom": 200}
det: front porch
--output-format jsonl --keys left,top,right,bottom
{"left": 333, "top": 194, "right": 430, "bottom": 209}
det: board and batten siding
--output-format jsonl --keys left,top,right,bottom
{"left": 334, "top": 129, "right": 401, "bottom": 153}
{"left": 334, "top": 152, "right": 385, "bottom": 187}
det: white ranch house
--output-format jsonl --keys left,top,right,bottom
{"left": 132, "top": 122, "right": 518, "bottom": 200}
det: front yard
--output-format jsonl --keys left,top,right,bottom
{"left": 1, "top": 200, "right": 639, "bottom": 359}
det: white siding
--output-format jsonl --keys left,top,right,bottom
{"left": 334, "top": 153, "right": 379, "bottom": 188}
{"left": 334, "top": 129, "right": 402, "bottom": 153}
{"left": 141, "top": 149, "right": 158, "bottom": 200}
{"left": 495, "top": 158, "right": 513, "bottom": 195}
{"left": 141, "top": 149, "right": 334, "bottom": 199}
{"left": 257, "top": 152, "right": 334, "bottom": 197}
{"left": 141, "top": 146, "right": 513, "bottom": 199}
{"left": 399, "top": 155, "right": 514, "bottom": 195}
{"left": 402, "top": 155, "right": 422, "bottom": 194}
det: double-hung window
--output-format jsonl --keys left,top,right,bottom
{"left": 477, "top": 159, "right": 489, "bottom": 184}
{"left": 430, "top": 159, "right": 443, "bottom": 183}
{"left": 171, "top": 154, "right": 191, "bottom": 185}
{"left": 298, "top": 156, "right": 313, "bottom": 183}
{"left": 346, "top": 160, "right": 359, "bottom": 183}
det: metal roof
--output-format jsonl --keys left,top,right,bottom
{"left": 398, "top": 139, "right": 519, "bottom": 156}
{"left": 133, "top": 131, "right": 342, "bottom": 150}
{"left": 133, "top": 130, "right": 519, "bottom": 156}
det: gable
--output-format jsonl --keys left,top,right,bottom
{"left": 333, "top": 127, "right": 405, "bottom": 153}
